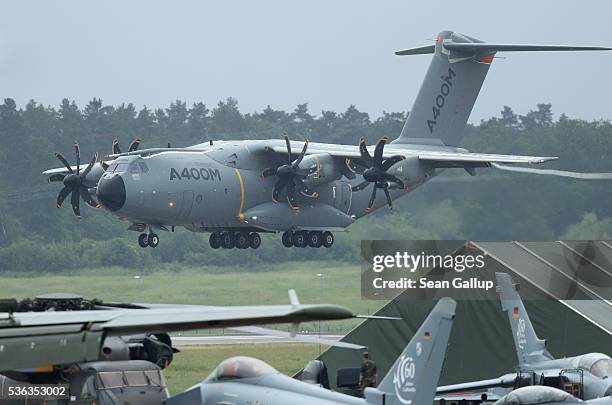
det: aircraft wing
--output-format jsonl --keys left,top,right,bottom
{"left": 231, "top": 326, "right": 366, "bottom": 349}
{"left": 415, "top": 151, "right": 555, "bottom": 166}
{"left": 0, "top": 291, "right": 355, "bottom": 371}
{"left": 435, "top": 392, "right": 502, "bottom": 402}
{"left": 268, "top": 141, "right": 556, "bottom": 167}
{"left": 437, "top": 374, "right": 519, "bottom": 394}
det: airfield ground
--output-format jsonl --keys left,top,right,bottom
{"left": 0, "top": 261, "right": 382, "bottom": 394}
{"left": 0, "top": 260, "right": 382, "bottom": 332}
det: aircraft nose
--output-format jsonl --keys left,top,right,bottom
{"left": 97, "top": 175, "right": 126, "bottom": 211}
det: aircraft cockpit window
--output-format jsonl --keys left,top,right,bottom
{"left": 97, "top": 371, "right": 125, "bottom": 389}
{"left": 106, "top": 162, "right": 128, "bottom": 174}
{"left": 124, "top": 371, "right": 149, "bottom": 387}
{"left": 114, "top": 162, "right": 128, "bottom": 173}
{"left": 494, "top": 386, "right": 581, "bottom": 405}
{"left": 205, "top": 357, "right": 277, "bottom": 382}
{"left": 130, "top": 164, "right": 140, "bottom": 174}
{"left": 137, "top": 161, "right": 149, "bottom": 173}
{"left": 590, "top": 358, "right": 612, "bottom": 378}
{"left": 578, "top": 353, "right": 612, "bottom": 377}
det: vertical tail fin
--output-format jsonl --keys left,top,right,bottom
{"left": 393, "top": 31, "right": 611, "bottom": 147}
{"left": 366, "top": 298, "right": 456, "bottom": 405}
{"left": 496, "top": 272, "right": 553, "bottom": 367}
{"left": 393, "top": 30, "right": 491, "bottom": 147}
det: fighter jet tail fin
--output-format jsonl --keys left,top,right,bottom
{"left": 496, "top": 272, "right": 554, "bottom": 366}
{"left": 365, "top": 298, "right": 456, "bottom": 405}
{"left": 392, "top": 30, "right": 611, "bottom": 147}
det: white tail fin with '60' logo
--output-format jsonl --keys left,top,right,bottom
{"left": 364, "top": 298, "right": 456, "bottom": 405}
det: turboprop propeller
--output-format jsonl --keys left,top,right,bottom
{"left": 261, "top": 133, "right": 317, "bottom": 210}
{"left": 49, "top": 142, "right": 100, "bottom": 218}
{"left": 349, "top": 136, "right": 406, "bottom": 210}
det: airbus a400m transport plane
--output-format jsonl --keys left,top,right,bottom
{"left": 43, "top": 31, "right": 611, "bottom": 249}
{"left": 166, "top": 298, "right": 456, "bottom": 405}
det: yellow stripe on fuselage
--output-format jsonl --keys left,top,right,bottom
{"left": 235, "top": 168, "right": 245, "bottom": 221}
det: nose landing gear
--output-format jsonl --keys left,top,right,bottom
{"left": 281, "top": 230, "right": 334, "bottom": 248}
{"left": 209, "top": 231, "right": 262, "bottom": 249}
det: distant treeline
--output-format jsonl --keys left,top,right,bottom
{"left": 0, "top": 98, "right": 611, "bottom": 272}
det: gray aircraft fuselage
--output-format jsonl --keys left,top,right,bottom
{"left": 183, "top": 373, "right": 367, "bottom": 405}
{"left": 94, "top": 139, "right": 445, "bottom": 233}
{"left": 510, "top": 354, "right": 612, "bottom": 399}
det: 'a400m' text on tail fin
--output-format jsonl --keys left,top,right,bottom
{"left": 394, "top": 31, "right": 491, "bottom": 147}
{"left": 366, "top": 298, "right": 456, "bottom": 405}
{"left": 496, "top": 272, "right": 553, "bottom": 367}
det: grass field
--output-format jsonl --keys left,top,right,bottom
{"left": 164, "top": 343, "right": 321, "bottom": 394}
{"left": 0, "top": 260, "right": 384, "bottom": 333}
{"left": 0, "top": 262, "right": 378, "bottom": 393}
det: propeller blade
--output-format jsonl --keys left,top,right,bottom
{"left": 283, "top": 132, "right": 292, "bottom": 164}
{"left": 261, "top": 167, "right": 277, "bottom": 179}
{"left": 352, "top": 181, "right": 370, "bottom": 192}
{"left": 101, "top": 161, "right": 109, "bottom": 171}
{"left": 54, "top": 152, "right": 74, "bottom": 174}
{"left": 48, "top": 173, "right": 66, "bottom": 183}
{"left": 286, "top": 179, "right": 296, "bottom": 202}
{"left": 272, "top": 177, "right": 289, "bottom": 203}
{"left": 292, "top": 140, "right": 308, "bottom": 168}
{"left": 80, "top": 187, "right": 101, "bottom": 208}
{"left": 358, "top": 137, "right": 373, "bottom": 166}
{"left": 294, "top": 167, "right": 312, "bottom": 178}
{"left": 113, "top": 139, "right": 121, "bottom": 155}
{"left": 373, "top": 136, "right": 388, "bottom": 168}
{"left": 70, "top": 188, "right": 81, "bottom": 218}
{"left": 380, "top": 155, "right": 405, "bottom": 171}
{"left": 81, "top": 153, "right": 98, "bottom": 178}
{"left": 74, "top": 142, "right": 80, "bottom": 174}
{"left": 346, "top": 158, "right": 368, "bottom": 175}
{"left": 295, "top": 178, "right": 318, "bottom": 198}
{"left": 128, "top": 138, "right": 141, "bottom": 152}
{"left": 286, "top": 181, "right": 300, "bottom": 211}
{"left": 384, "top": 173, "right": 406, "bottom": 189}
{"left": 383, "top": 185, "right": 393, "bottom": 209}
{"left": 366, "top": 186, "right": 377, "bottom": 211}
{"left": 56, "top": 187, "right": 71, "bottom": 208}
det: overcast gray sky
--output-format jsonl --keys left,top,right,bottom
{"left": 2, "top": 1, "right": 612, "bottom": 122}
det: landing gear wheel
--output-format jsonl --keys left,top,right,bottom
{"left": 209, "top": 233, "right": 221, "bottom": 249}
{"left": 249, "top": 232, "right": 262, "bottom": 249}
{"left": 322, "top": 231, "right": 334, "bottom": 248}
{"left": 148, "top": 233, "right": 159, "bottom": 248}
{"left": 235, "top": 232, "right": 249, "bottom": 249}
{"left": 292, "top": 231, "right": 307, "bottom": 248}
{"left": 282, "top": 231, "right": 293, "bottom": 248}
{"left": 308, "top": 231, "right": 323, "bottom": 248}
{"left": 220, "top": 232, "right": 235, "bottom": 249}
{"left": 138, "top": 233, "right": 149, "bottom": 248}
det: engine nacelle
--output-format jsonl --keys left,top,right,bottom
{"left": 298, "top": 153, "right": 343, "bottom": 187}
{"left": 387, "top": 156, "right": 429, "bottom": 187}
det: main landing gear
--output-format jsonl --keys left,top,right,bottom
{"left": 281, "top": 230, "right": 334, "bottom": 248}
{"left": 209, "top": 232, "right": 262, "bottom": 250}
{"left": 138, "top": 232, "right": 159, "bottom": 248}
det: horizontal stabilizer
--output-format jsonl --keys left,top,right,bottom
{"left": 445, "top": 42, "right": 612, "bottom": 54}
{"left": 396, "top": 41, "right": 611, "bottom": 57}
{"left": 395, "top": 45, "right": 435, "bottom": 55}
